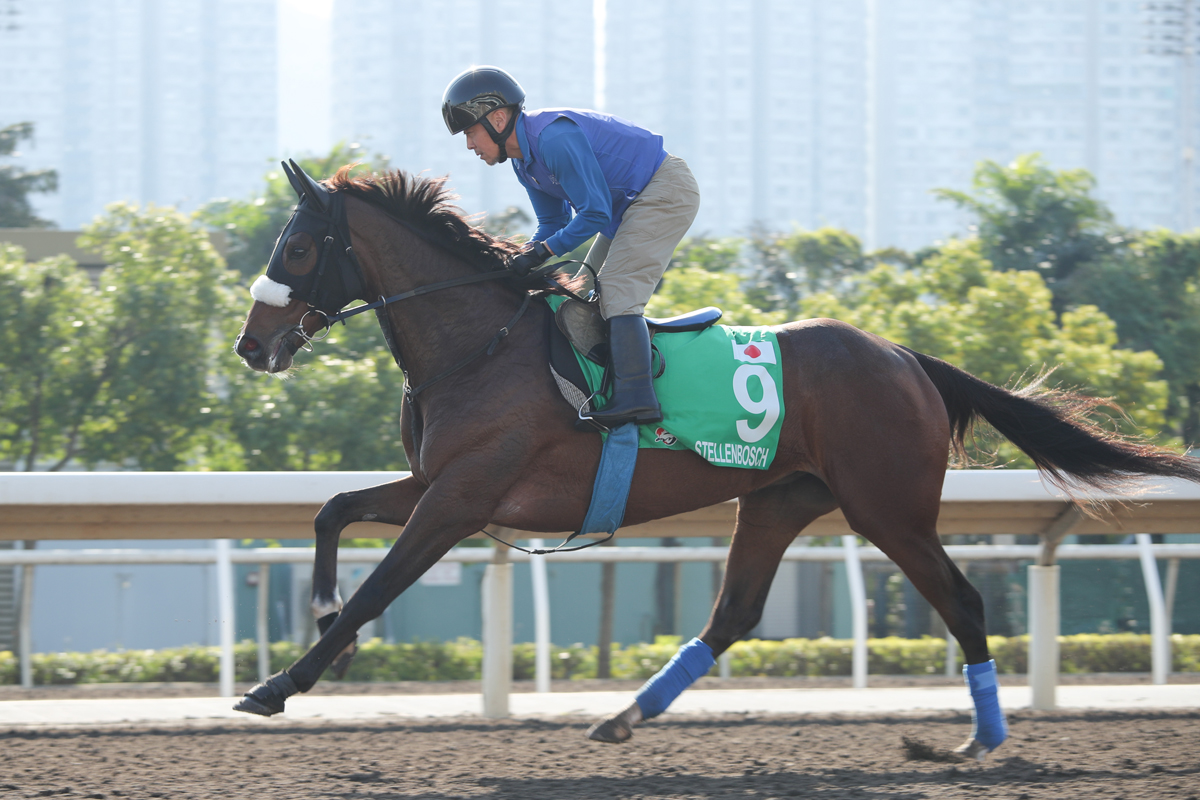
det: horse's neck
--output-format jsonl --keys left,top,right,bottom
{"left": 355, "top": 213, "right": 523, "bottom": 389}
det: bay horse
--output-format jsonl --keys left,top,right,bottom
{"left": 232, "top": 161, "right": 1200, "bottom": 759}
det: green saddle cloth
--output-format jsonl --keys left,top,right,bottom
{"left": 550, "top": 297, "right": 786, "bottom": 470}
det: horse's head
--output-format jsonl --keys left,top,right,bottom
{"left": 235, "top": 160, "right": 366, "bottom": 373}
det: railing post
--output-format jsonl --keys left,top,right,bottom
{"left": 1165, "top": 557, "right": 1181, "bottom": 635}
{"left": 1136, "top": 533, "right": 1170, "bottom": 684}
{"left": 256, "top": 563, "right": 271, "bottom": 683}
{"left": 215, "top": 539, "right": 235, "bottom": 698}
{"left": 482, "top": 538, "right": 512, "bottom": 718}
{"left": 842, "top": 534, "right": 868, "bottom": 688}
{"left": 18, "top": 561, "right": 34, "bottom": 689}
{"left": 529, "top": 539, "right": 551, "bottom": 693}
{"left": 944, "top": 634, "right": 958, "bottom": 677}
{"left": 1028, "top": 565, "right": 1060, "bottom": 709}
{"left": 1029, "top": 505, "right": 1083, "bottom": 710}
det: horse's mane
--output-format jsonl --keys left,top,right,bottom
{"left": 325, "top": 166, "right": 524, "bottom": 272}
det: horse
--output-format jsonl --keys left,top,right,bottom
{"left": 232, "top": 160, "right": 1200, "bottom": 759}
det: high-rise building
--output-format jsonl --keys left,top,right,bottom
{"left": 0, "top": 0, "right": 276, "bottom": 229}
{"left": 605, "top": 0, "right": 868, "bottom": 238}
{"left": 326, "top": 0, "right": 1198, "bottom": 249}
{"left": 330, "top": 0, "right": 594, "bottom": 224}
{"left": 865, "top": 0, "right": 1187, "bottom": 251}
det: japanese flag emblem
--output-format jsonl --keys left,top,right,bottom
{"left": 732, "top": 341, "right": 777, "bottom": 364}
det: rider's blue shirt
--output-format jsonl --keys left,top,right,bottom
{"left": 513, "top": 109, "right": 667, "bottom": 255}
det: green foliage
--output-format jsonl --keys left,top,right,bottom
{"left": 216, "top": 312, "right": 409, "bottom": 471}
{"left": 0, "top": 207, "right": 234, "bottom": 471}
{"left": 0, "top": 122, "right": 58, "bottom": 228}
{"left": 1068, "top": 229, "right": 1200, "bottom": 445}
{"left": 934, "top": 153, "right": 1118, "bottom": 288}
{"left": 74, "top": 205, "right": 233, "bottom": 469}
{"left": 801, "top": 239, "right": 1169, "bottom": 462}
{"left": 10, "top": 634, "right": 1196, "bottom": 685}
{"left": 668, "top": 237, "right": 745, "bottom": 273}
{"left": 0, "top": 246, "right": 99, "bottom": 469}
{"left": 647, "top": 236, "right": 784, "bottom": 325}
{"left": 745, "top": 226, "right": 871, "bottom": 317}
{"left": 338, "top": 638, "right": 482, "bottom": 682}
{"left": 646, "top": 264, "right": 786, "bottom": 326}
{"left": 1, "top": 190, "right": 409, "bottom": 471}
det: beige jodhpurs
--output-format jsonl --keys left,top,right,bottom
{"left": 582, "top": 154, "right": 700, "bottom": 319}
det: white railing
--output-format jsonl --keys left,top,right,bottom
{"left": 5, "top": 539, "right": 1198, "bottom": 712}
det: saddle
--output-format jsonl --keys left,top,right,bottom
{"left": 547, "top": 298, "right": 723, "bottom": 419}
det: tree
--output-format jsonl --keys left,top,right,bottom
{"left": 0, "top": 205, "right": 233, "bottom": 470}
{"left": 745, "top": 226, "right": 871, "bottom": 317}
{"left": 215, "top": 305, "right": 409, "bottom": 471}
{"left": 934, "top": 154, "right": 1120, "bottom": 294}
{"left": 0, "top": 122, "right": 57, "bottom": 228}
{"left": 479, "top": 205, "right": 531, "bottom": 237}
{"left": 1068, "top": 229, "right": 1200, "bottom": 445}
{"left": 199, "top": 142, "right": 386, "bottom": 279}
{"left": 646, "top": 236, "right": 783, "bottom": 325}
{"left": 0, "top": 246, "right": 98, "bottom": 469}
{"left": 801, "top": 238, "right": 1170, "bottom": 463}
{"left": 667, "top": 236, "right": 745, "bottom": 273}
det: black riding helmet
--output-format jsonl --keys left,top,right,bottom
{"left": 442, "top": 66, "right": 525, "bottom": 163}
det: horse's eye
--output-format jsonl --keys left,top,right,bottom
{"left": 290, "top": 247, "right": 306, "bottom": 259}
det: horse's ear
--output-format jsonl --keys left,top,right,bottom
{"left": 281, "top": 160, "right": 308, "bottom": 203}
{"left": 288, "top": 158, "right": 330, "bottom": 213}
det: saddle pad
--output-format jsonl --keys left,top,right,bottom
{"left": 546, "top": 296, "right": 786, "bottom": 470}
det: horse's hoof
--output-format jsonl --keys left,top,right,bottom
{"left": 587, "top": 717, "right": 633, "bottom": 743}
{"left": 233, "top": 671, "right": 298, "bottom": 716}
{"left": 952, "top": 738, "right": 990, "bottom": 763}
{"left": 233, "top": 694, "right": 279, "bottom": 717}
{"left": 586, "top": 701, "right": 643, "bottom": 744}
{"left": 329, "top": 639, "right": 358, "bottom": 680}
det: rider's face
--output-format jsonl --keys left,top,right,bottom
{"left": 464, "top": 109, "right": 509, "bottom": 166}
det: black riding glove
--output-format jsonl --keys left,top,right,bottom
{"left": 509, "top": 241, "right": 553, "bottom": 277}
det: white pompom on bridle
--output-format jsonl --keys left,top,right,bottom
{"left": 250, "top": 275, "right": 293, "bottom": 307}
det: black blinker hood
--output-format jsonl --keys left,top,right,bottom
{"left": 264, "top": 159, "right": 365, "bottom": 314}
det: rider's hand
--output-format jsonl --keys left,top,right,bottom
{"left": 509, "top": 241, "right": 553, "bottom": 277}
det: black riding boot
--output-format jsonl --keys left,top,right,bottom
{"left": 587, "top": 314, "right": 663, "bottom": 426}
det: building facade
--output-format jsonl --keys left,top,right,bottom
{"left": 605, "top": 0, "right": 869, "bottom": 238}
{"left": 330, "top": 0, "right": 595, "bottom": 226}
{"left": 0, "top": 0, "right": 276, "bottom": 229}
{"left": 865, "top": 0, "right": 1188, "bottom": 251}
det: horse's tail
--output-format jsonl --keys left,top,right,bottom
{"left": 904, "top": 347, "right": 1200, "bottom": 494}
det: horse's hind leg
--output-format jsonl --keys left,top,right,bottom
{"left": 834, "top": 472, "right": 1004, "bottom": 760}
{"left": 587, "top": 474, "right": 837, "bottom": 743}
{"left": 308, "top": 477, "right": 426, "bottom": 678}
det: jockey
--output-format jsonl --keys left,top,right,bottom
{"left": 442, "top": 65, "right": 700, "bottom": 427}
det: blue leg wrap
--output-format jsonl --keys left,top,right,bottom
{"left": 964, "top": 659, "right": 1008, "bottom": 751}
{"left": 634, "top": 638, "right": 715, "bottom": 719}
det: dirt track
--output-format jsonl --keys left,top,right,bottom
{"left": 3, "top": 710, "right": 1199, "bottom": 799}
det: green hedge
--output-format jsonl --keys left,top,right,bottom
{"left": 3, "top": 634, "right": 1199, "bottom": 685}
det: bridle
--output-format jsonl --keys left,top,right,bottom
{"left": 280, "top": 190, "right": 537, "bottom": 399}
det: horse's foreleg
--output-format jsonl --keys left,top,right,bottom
{"left": 587, "top": 474, "right": 836, "bottom": 743}
{"left": 234, "top": 477, "right": 461, "bottom": 717}
{"left": 309, "top": 477, "right": 427, "bottom": 679}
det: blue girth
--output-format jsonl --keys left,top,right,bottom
{"left": 578, "top": 421, "right": 639, "bottom": 537}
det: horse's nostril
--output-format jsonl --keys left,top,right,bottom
{"left": 238, "top": 335, "right": 261, "bottom": 355}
